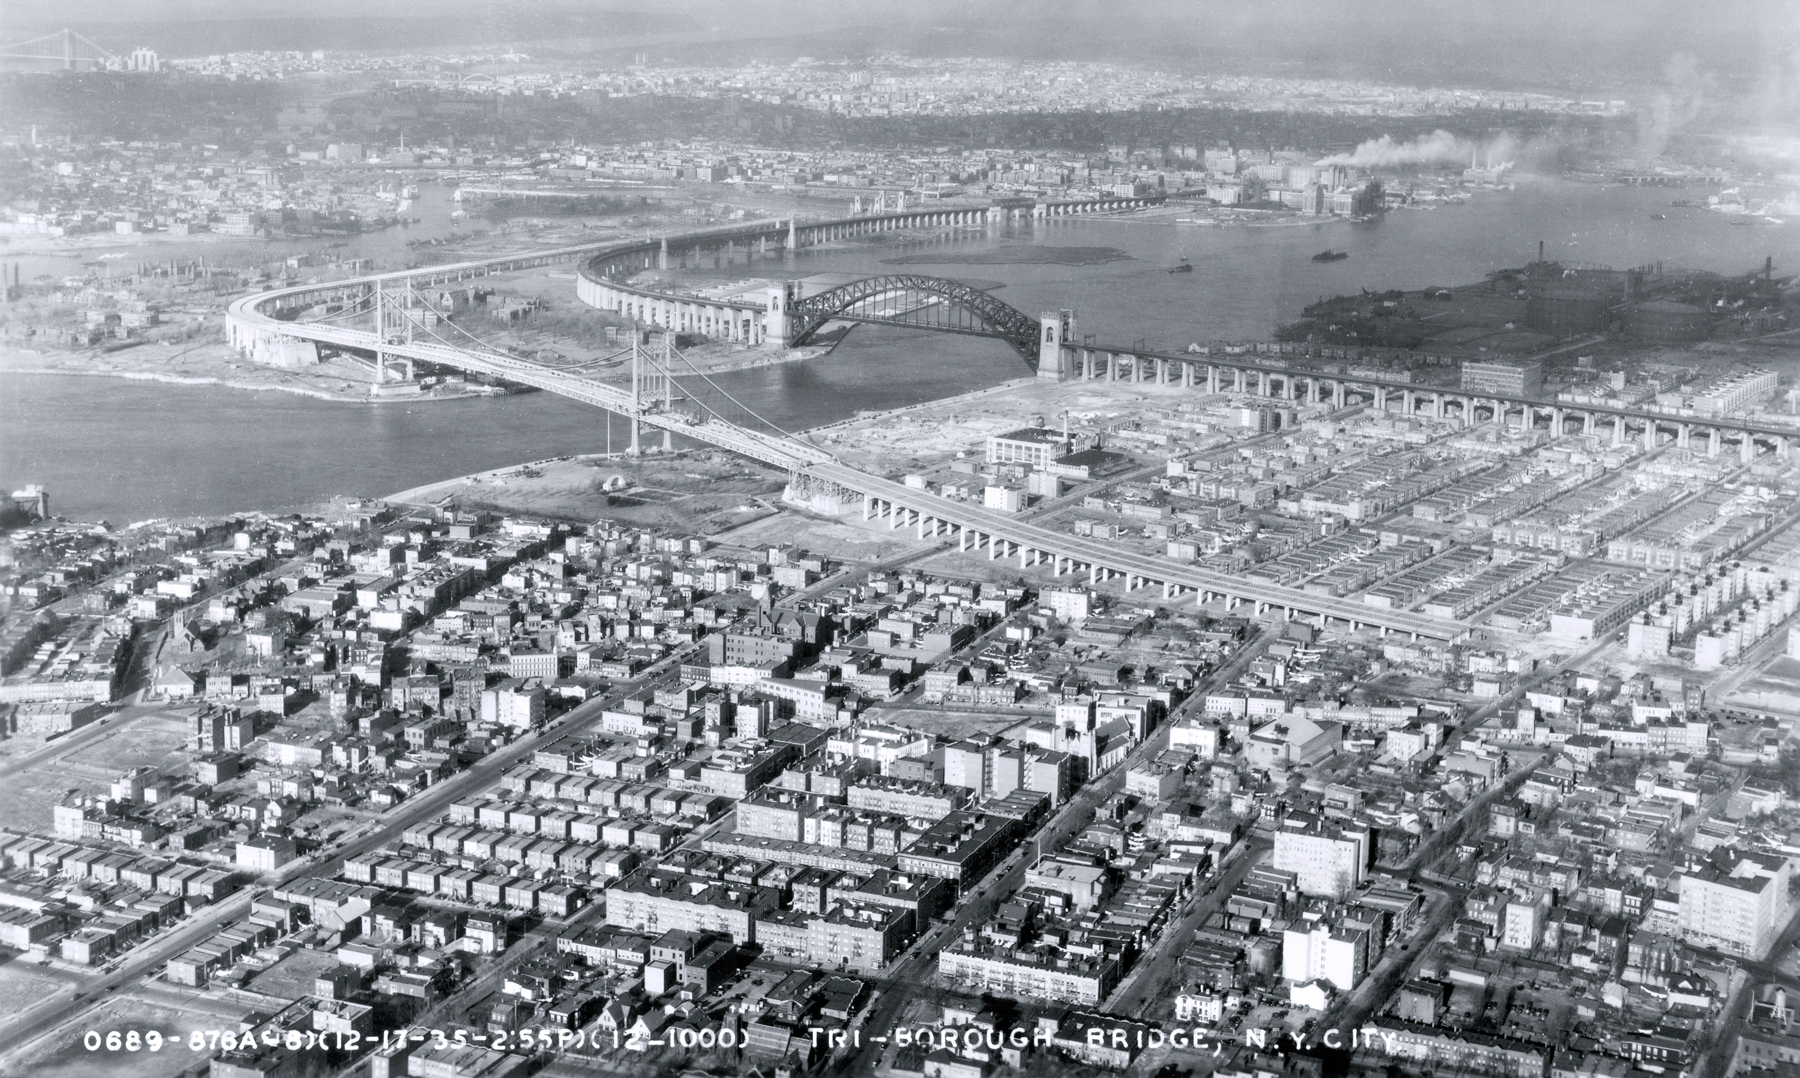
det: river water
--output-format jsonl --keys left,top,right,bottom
{"left": 4, "top": 179, "right": 1796, "bottom": 524}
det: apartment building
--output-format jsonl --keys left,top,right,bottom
{"left": 1677, "top": 850, "right": 1794, "bottom": 959}
{"left": 938, "top": 944, "right": 1121, "bottom": 1006}
{"left": 1273, "top": 814, "right": 1372, "bottom": 898}
{"left": 1281, "top": 917, "right": 1369, "bottom": 992}
{"left": 603, "top": 871, "right": 780, "bottom": 945}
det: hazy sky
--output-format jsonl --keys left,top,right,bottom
{"left": 4, "top": 0, "right": 1796, "bottom": 111}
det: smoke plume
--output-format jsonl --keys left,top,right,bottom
{"left": 1316, "top": 129, "right": 1517, "bottom": 170}
{"left": 1636, "top": 52, "right": 1709, "bottom": 160}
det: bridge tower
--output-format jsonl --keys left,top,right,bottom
{"left": 657, "top": 333, "right": 674, "bottom": 453}
{"left": 393, "top": 282, "right": 420, "bottom": 382}
{"left": 1037, "top": 309, "right": 1076, "bottom": 381}
{"left": 628, "top": 338, "right": 645, "bottom": 455}
{"left": 626, "top": 334, "right": 676, "bottom": 455}
{"left": 784, "top": 219, "right": 797, "bottom": 252}
{"left": 765, "top": 282, "right": 797, "bottom": 345}
{"left": 372, "top": 280, "right": 387, "bottom": 384}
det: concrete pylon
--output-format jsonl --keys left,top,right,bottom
{"left": 1038, "top": 310, "right": 1076, "bottom": 381}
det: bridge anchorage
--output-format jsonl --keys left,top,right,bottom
{"left": 774, "top": 275, "right": 1043, "bottom": 365}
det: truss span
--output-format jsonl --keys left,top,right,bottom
{"left": 786, "top": 275, "right": 1042, "bottom": 363}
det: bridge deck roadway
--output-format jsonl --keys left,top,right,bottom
{"left": 228, "top": 211, "right": 1794, "bottom": 442}
{"left": 264, "top": 323, "right": 830, "bottom": 471}
{"left": 239, "top": 318, "right": 1459, "bottom": 636}
{"left": 806, "top": 462, "right": 1467, "bottom": 642}
{"left": 223, "top": 212, "right": 1784, "bottom": 641}
{"left": 249, "top": 322, "right": 1461, "bottom": 638}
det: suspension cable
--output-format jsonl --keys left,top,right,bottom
{"left": 371, "top": 286, "right": 821, "bottom": 453}
{"left": 644, "top": 340, "right": 809, "bottom": 442}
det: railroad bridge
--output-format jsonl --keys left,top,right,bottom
{"left": 223, "top": 200, "right": 1799, "bottom": 642}
{"left": 778, "top": 275, "right": 1043, "bottom": 361}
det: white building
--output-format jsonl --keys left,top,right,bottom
{"left": 1677, "top": 851, "right": 1794, "bottom": 959}
{"left": 985, "top": 427, "right": 1069, "bottom": 469}
{"left": 1245, "top": 715, "right": 1341, "bottom": 770}
{"left": 1272, "top": 814, "right": 1370, "bottom": 898}
{"left": 1044, "top": 588, "right": 1091, "bottom": 623}
{"left": 1167, "top": 717, "right": 1220, "bottom": 758}
{"left": 482, "top": 681, "right": 546, "bottom": 730}
{"left": 1281, "top": 919, "right": 1367, "bottom": 992}
{"left": 1501, "top": 887, "right": 1549, "bottom": 951}
{"left": 983, "top": 486, "right": 1025, "bottom": 513}
{"left": 237, "top": 835, "right": 299, "bottom": 873}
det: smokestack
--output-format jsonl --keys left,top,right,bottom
{"left": 1538, "top": 241, "right": 1544, "bottom": 263}
{"left": 1768, "top": 256, "right": 1774, "bottom": 280}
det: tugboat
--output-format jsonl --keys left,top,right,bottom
{"left": 1312, "top": 249, "right": 1349, "bottom": 263}
{"left": 1169, "top": 256, "right": 1193, "bottom": 274}
{"left": 1649, "top": 213, "right": 1666, "bottom": 219}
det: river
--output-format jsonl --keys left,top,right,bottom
{"left": 3, "top": 178, "right": 1796, "bottom": 524}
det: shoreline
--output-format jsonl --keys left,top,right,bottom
{"left": 383, "top": 452, "right": 627, "bottom": 507}
{"left": 0, "top": 332, "right": 832, "bottom": 405}
{"left": 0, "top": 364, "right": 496, "bottom": 404}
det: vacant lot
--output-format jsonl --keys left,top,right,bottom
{"left": 0, "top": 958, "right": 79, "bottom": 1021}
{"left": 11, "top": 997, "right": 207, "bottom": 1078}
{"left": 716, "top": 513, "right": 929, "bottom": 563}
{"left": 0, "top": 709, "right": 192, "bottom": 833}
{"left": 389, "top": 450, "right": 788, "bottom": 532}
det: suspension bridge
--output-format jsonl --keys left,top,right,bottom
{"left": 225, "top": 207, "right": 1484, "bottom": 641}
{"left": 0, "top": 29, "right": 118, "bottom": 70}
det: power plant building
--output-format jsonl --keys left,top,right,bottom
{"left": 1625, "top": 300, "right": 1712, "bottom": 342}
{"left": 1525, "top": 287, "right": 1613, "bottom": 337}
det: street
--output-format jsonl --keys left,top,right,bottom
{"left": 835, "top": 625, "right": 1276, "bottom": 1075}
{"left": 0, "top": 643, "right": 698, "bottom": 1065}
{"left": 1105, "top": 837, "right": 1270, "bottom": 1018}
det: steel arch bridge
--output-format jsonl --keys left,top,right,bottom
{"left": 786, "top": 275, "right": 1041, "bottom": 364}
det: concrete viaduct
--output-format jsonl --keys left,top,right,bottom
{"left": 804, "top": 461, "right": 1466, "bottom": 642}
{"left": 228, "top": 195, "right": 1162, "bottom": 361}
{"left": 571, "top": 195, "right": 1161, "bottom": 345}
{"left": 1043, "top": 345, "right": 1799, "bottom": 463}
{"left": 224, "top": 198, "right": 1797, "bottom": 644}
